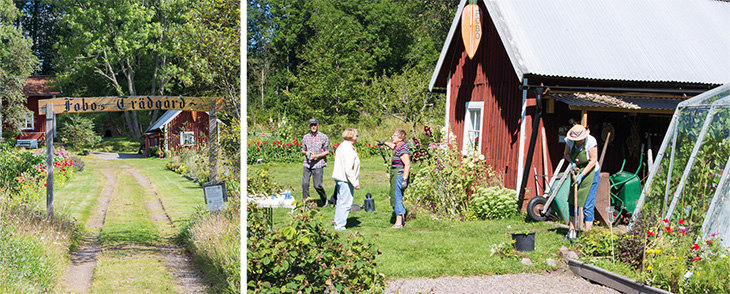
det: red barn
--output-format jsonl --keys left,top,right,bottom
{"left": 144, "top": 110, "right": 212, "bottom": 156}
{"left": 429, "top": 0, "right": 729, "bottom": 209}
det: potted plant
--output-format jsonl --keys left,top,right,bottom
{"left": 511, "top": 230, "right": 536, "bottom": 252}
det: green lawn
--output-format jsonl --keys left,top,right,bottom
{"left": 249, "top": 157, "right": 574, "bottom": 279}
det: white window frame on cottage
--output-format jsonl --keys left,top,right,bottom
{"left": 180, "top": 131, "right": 195, "bottom": 146}
{"left": 20, "top": 112, "right": 34, "bottom": 130}
{"left": 462, "top": 101, "right": 484, "bottom": 154}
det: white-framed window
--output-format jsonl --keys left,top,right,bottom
{"left": 20, "top": 112, "right": 34, "bottom": 130}
{"left": 180, "top": 131, "right": 194, "bottom": 146}
{"left": 462, "top": 101, "right": 484, "bottom": 153}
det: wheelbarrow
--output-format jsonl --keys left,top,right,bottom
{"left": 609, "top": 151, "right": 644, "bottom": 225}
{"left": 527, "top": 159, "right": 573, "bottom": 222}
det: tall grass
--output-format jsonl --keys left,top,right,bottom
{"left": 0, "top": 202, "right": 81, "bottom": 293}
{"left": 180, "top": 198, "right": 240, "bottom": 293}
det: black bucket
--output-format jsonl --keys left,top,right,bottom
{"left": 363, "top": 193, "right": 375, "bottom": 212}
{"left": 511, "top": 232, "right": 535, "bottom": 252}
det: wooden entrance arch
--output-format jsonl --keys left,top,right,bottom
{"left": 37, "top": 96, "right": 222, "bottom": 218}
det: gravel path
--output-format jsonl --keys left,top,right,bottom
{"left": 385, "top": 271, "right": 620, "bottom": 294}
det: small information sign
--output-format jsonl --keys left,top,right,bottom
{"left": 203, "top": 181, "right": 227, "bottom": 211}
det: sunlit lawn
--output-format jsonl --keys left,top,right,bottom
{"left": 248, "top": 156, "right": 573, "bottom": 279}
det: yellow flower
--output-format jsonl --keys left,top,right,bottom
{"left": 647, "top": 265, "right": 653, "bottom": 270}
{"left": 646, "top": 249, "right": 655, "bottom": 254}
{"left": 643, "top": 259, "right": 647, "bottom": 263}
{"left": 722, "top": 255, "right": 728, "bottom": 259}
{"left": 697, "top": 272, "right": 700, "bottom": 277}
{"left": 655, "top": 249, "right": 661, "bottom": 254}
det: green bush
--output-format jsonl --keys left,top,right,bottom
{"left": 59, "top": 115, "right": 102, "bottom": 151}
{"left": 405, "top": 125, "right": 502, "bottom": 220}
{"left": 470, "top": 186, "right": 518, "bottom": 220}
{"left": 247, "top": 202, "right": 386, "bottom": 293}
{"left": 579, "top": 229, "right": 616, "bottom": 257}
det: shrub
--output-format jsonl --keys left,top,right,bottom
{"left": 470, "top": 186, "right": 518, "bottom": 220}
{"left": 405, "top": 125, "right": 502, "bottom": 220}
{"left": 247, "top": 202, "right": 386, "bottom": 293}
{"left": 59, "top": 114, "right": 102, "bottom": 151}
{"left": 579, "top": 229, "right": 616, "bottom": 257}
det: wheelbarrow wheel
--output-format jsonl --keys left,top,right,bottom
{"left": 527, "top": 196, "right": 551, "bottom": 221}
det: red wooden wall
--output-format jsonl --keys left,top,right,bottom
{"left": 447, "top": 3, "right": 554, "bottom": 206}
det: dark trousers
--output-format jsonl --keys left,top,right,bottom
{"left": 302, "top": 166, "right": 327, "bottom": 202}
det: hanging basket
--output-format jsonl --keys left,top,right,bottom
{"left": 511, "top": 232, "right": 536, "bottom": 252}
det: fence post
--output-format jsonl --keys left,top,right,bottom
{"left": 45, "top": 103, "right": 54, "bottom": 219}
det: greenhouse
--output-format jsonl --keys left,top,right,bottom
{"left": 629, "top": 83, "right": 730, "bottom": 248}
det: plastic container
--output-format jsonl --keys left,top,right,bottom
{"left": 512, "top": 232, "right": 536, "bottom": 252}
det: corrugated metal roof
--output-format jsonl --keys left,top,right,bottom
{"left": 548, "top": 93, "right": 684, "bottom": 111}
{"left": 145, "top": 110, "right": 181, "bottom": 134}
{"left": 430, "top": 0, "right": 730, "bottom": 90}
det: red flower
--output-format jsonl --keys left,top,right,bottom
{"left": 665, "top": 226, "right": 673, "bottom": 233}
{"left": 692, "top": 256, "right": 702, "bottom": 261}
{"left": 647, "top": 230, "right": 655, "bottom": 237}
{"left": 692, "top": 243, "right": 700, "bottom": 251}
{"left": 663, "top": 219, "right": 670, "bottom": 224}
{"left": 679, "top": 229, "right": 686, "bottom": 235}
{"left": 706, "top": 240, "right": 714, "bottom": 245}
{"left": 678, "top": 219, "right": 685, "bottom": 225}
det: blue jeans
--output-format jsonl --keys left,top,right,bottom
{"left": 334, "top": 180, "right": 354, "bottom": 230}
{"left": 569, "top": 169, "right": 599, "bottom": 221}
{"left": 394, "top": 174, "right": 406, "bottom": 216}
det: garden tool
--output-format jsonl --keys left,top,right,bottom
{"left": 569, "top": 166, "right": 580, "bottom": 242}
{"left": 376, "top": 141, "right": 392, "bottom": 164}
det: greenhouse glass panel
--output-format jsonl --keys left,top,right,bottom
{"left": 630, "top": 84, "right": 730, "bottom": 248}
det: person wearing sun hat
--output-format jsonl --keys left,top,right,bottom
{"left": 563, "top": 123, "right": 600, "bottom": 239}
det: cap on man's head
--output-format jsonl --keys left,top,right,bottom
{"left": 308, "top": 118, "right": 319, "bottom": 125}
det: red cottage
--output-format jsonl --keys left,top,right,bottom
{"left": 14, "top": 75, "right": 62, "bottom": 148}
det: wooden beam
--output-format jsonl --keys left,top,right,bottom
{"left": 38, "top": 96, "right": 221, "bottom": 114}
{"left": 568, "top": 105, "right": 675, "bottom": 115}
{"left": 581, "top": 108, "right": 588, "bottom": 126}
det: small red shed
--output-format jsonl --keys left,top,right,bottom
{"left": 429, "top": 0, "right": 729, "bottom": 209}
{"left": 144, "top": 110, "right": 212, "bottom": 156}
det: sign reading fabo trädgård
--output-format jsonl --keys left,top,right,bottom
{"left": 37, "top": 96, "right": 217, "bottom": 114}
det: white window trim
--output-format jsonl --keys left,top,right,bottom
{"left": 462, "top": 101, "right": 484, "bottom": 154}
{"left": 20, "top": 112, "right": 34, "bottom": 130}
{"left": 180, "top": 131, "right": 195, "bottom": 146}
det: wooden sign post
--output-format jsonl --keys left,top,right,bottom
{"left": 209, "top": 99, "right": 218, "bottom": 182}
{"left": 38, "top": 95, "right": 222, "bottom": 218}
{"left": 45, "top": 103, "right": 54, "bottom": 219}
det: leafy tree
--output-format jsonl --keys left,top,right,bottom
{"left": 54, "top": 0, "right": 165, "bottom": 138}
{"left": 169, "top": 0, "right": 240, "bottom": 120}
{"left": 13, "top": 0, "right": 60, "bottom": 75}
{"left": 0, "top": 0, "right": 39, "bottom": 140}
